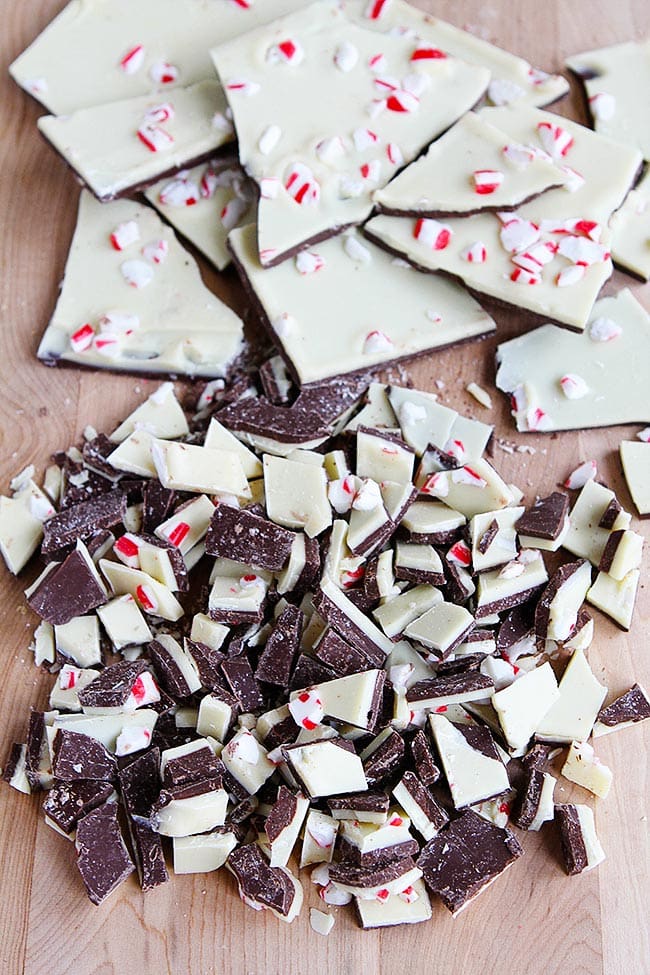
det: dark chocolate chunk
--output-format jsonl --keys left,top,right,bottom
{"left": 205, "top": 504, "right": 295, "bottom": 571}
{"left": 522, "top": 742, "right": 552, "bottom": 770}
{"left": 149, "top": 639, "right": 196, "bottom": 700}
{"left": 511, "top": 766, "right": 546, "bottom": 830}
{"left": 75, "top": 802, "right": 136, "bottom": 905}
{"left": 118, "top": 749, "right": 169, "bottom": 891}
{"left": 41, "top": 489, "right": 127, "bottom": 554}
{"left": 455, "top": 723, "right": 502, "bottom": 762}
{"left": 265, "top": 785, "right": 300, "bottom": 844}
{"left": 417, "top": 809, "right": 523, "bottom": 915}
{"left": 163, "top": 744, "right": 223, "bottom": 788}
{"left": 555, "top": 803, "right": 588, "bottom": 875}
{"left": 85, "top": 530, "right": 115, "bottom": 561}
{"left": 221, "top": 657, "right": 265, "bottom": 712}
{"left": 292, "top": 535, "right": 321, "bottom": 598}
{"left": 515, "top": 492, "right": 569, "bottom": 541}
{"left": 184, "top": 639, "right": 227, "bottom": 694}
{"left": 497, "top": 604, "right": 535, "bottom": 653}
{"left": 261, "top": 714, "right": 298, "bottom": 751}
{"left": 77, "top": 660, "right": 148, "bottom": 710}
{"left": 43, "top": 780, "right": 115, "bottom": 835}
{"left": 597, "top": 683, "right": 650, "bottom": 727}
{"left": 52, "top": 730, "right": 116, "bottom": 782}
{"left": 27, "top": 546, "right": 107, "bottom": 626}
{"left": 312, "top": 628, "right": 369, "bottom": 677}
{"left": 409, "top": 731, "right": 440, "bottom": 786}
{"left": 395, "top": 562, "right": 445, "bottom": 587}
{"left": 477, "top": 519, "right": 499, "bottom": 555}
{"left": 362, "top": 556, "right": 382, "bottom": 605}
{"left": 255, "top": 604, "right": 303, "bottom": 688}
{"left": 328, "top": 792, "right": 389, "bottom": 816}
{"left": 534, "top": 560, "right": 589, "bottom": 650}
{"left": 598, "top": 530, "right": 624, "bottom": 573}
{"left": 217, "top": 395, "right": 330, "bottom": 444}
{"left": 328, "top": 855, "right": 417, "bottom": 889}
{"left": 312, "top": 588, "right": 386, "bottom": 668}
{"left": 598, "top": 497, "right": 623, "bottom": 530}
{"left": 60, "top": 458, "right": 115, "bottom": 510}
{"left": 445, "top": 562, "right": 475, "bottom": 604}
{"left": 289, "top": 653, "right": 337, "bottom": 691}
{"left": 339, "top": 837, "right": 420, "bottom": 869}
{"left": 142, "top": 480, "right": 177, "bottom": 534}
{"left": 153, "top": 775, "right": 223, "bottom": 816}
{"left": 228, "top": 843, "right": 299, "bottom": 916}
{"left": 345, "top": 587, "right": 381, "bottom": 612}
{"left": 227, "top": 794, "right": 259, "bottom": 825}
{"left": 406, "top": 672, "right": 494, "bottom": 705}
{"left": 295, "top": 374, "right": 369, "bottom": 425}
{"left": 25, "top": 710, "right": 48, "bottom": 790}
{"left": 363, "top": 729, "right": 405, "bottom": 787}
{"left": 2, "top": 742, "right": 26, "bottom": 788}
{"left": 82, "top": 434, "right": 123, "bottom": 481}
{"left": 396, "top": 771, "right": 449, "bottom": 834}
{"left": 436, "top": 654, "right": 485, "bottom": 675}
{"left": 259, "top": 356, "right": 294, "bottom": 405}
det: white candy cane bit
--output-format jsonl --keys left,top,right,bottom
{"left": 308, "top": 822, "right": 336, "bottom": 849}
{"left": 334, "top": 41, "right": 359, "bottom": 72}
{"left": 386, "top": 142, "right": 403, "bottom": 166}
{"left": 366, "top": 99, "right": 387, "bottom": 119}
{"left": 159, "top": 178, "right": 199, "bottom": 207}
{"left": 121, "top": 260, "right": 154, "bottom": 289}
{"left": 426, "top": 309, "right": 442, "bottom": 323}
{"left": 340, "top": 563, "right": 365, "bottom": 588}
{"left": 518, "top": 548, "right": 541, "bottom": 565}
{"left": 70, "top": 323, "right": 94, "bottom": 353}
{"left": 267, "top": 38, "right": 304, "bottom": 65}
{"left": 285, "top": 163, "right": 320, "bottom": 206}
{"left": 389, "top": 664, "right": 414, "bottom": 689}
{"left": 399, "top": 401, "right": 426, "bottom": 425}
{"left": 315, "top": 136, "right": 346, "bottom": 164}
{"left": 414, "top": 218, "right": 451, "bottom": 250}
{"left": 144, "top": 102, "right": 174, "bottom": 125}
{"left": 142, "top": 239, "right": 168, "bottom": 264}
{"left": 229, "top": 0, "right": 253, "bottom": 7}
{"left": 295, "top": 250, "right": 324, "bottom": 275}
{"left": 119, "top": 45, "right": 145, "bottom": 75}
{"left": 363, "top": 330, "right": 394, "bottom": 355}
{"left": 288, "top": 690, "right": 324, "bottom": 731}
{"left": 321, "top": 883, "right": 352, "bottom": 906}
{"left": 98, "top": 311, "right": 140, "bottom": 335}
{"left": 149, "top": 61, "right": 178, "bottom": 85}
{"left": 135, "top": 583, "right": 158, "bottom": 612}
{"left": 368, "top": 53, "right": 387, "bottom": 74}
{"left": 510, "top": 267, "right": 540, "bottom": 286}
{"left": 558, "top": 236, "right": 609, "bottom": 266}
{"left": 273, "top": 313, "right": 295, "bottom": 338}
{"left": 115, "top": 725, "right": 151, "bottom": 757}
{"left": 260, "top": 176, "right": 280, "bottom": 199}
{"left": 510, "top": 384, "right": 528, "bottom": 414}
{"left": 92, "top": 334, "right": 120, "bottom": 359}
{"left": 399, "top": 885, "right": 419, "bottom": 904}
{"left": 559, "top": 374, "right": 589, "bottom": 399}
{"left": 311, "top": 863, "right": 331, "bottom": 887}
{"left": 499, "top": 559, "right": 525, "bottom": 579}
{"left": 29, "top": 494, "right": 55, "bottom": 521}
{"left": 352, "top": 478, "right": 383, "bottom": 511}
{"left": 386, "top": 89, "right": 419, "bottom": 113}
{"left": 402, "top": 72, "right": 430, "bottom": 97}
{"left": 229, "top": 731, "right": 259, "bottom": 764}
{"left": 212, "top": 112, "right": 234, "bottom": 135}
{"left": 239, "top": 573, "right": 264, "bottom": 590}
{"left": 360, "top": 160, "right": 381, "bottom": 182}
{"left": 466, "top": 382, "right": 492, "bottom": 409}
{"left": 525, "top": 407, "right": 553, "bottom": 432}
{"left": 339, "top": 175, "right": 365, "bottom": 199}
{"left": 461, "top": 241, "right": 487, "bottom": 263}
{"left": 560, "top": 166, "right": 585, "bottom": 192}
{"left": 220, "top": 197, "right": 248, "bottom": 230}
{"left": 555, "top": 264, "right": 585, "bottom": 287}
{"left": 512, "top": 241, "right": 556, "bottom": 274}
{"left": 25, "top": 77, "right": 48, "bottom": 95}
{"left": 59, "top": 664, "right": 81, "bottom": 690}
{"left": 502, "top": 143, "right": 535, "bottom": 168}
{"left": 421, "top": 471, "right": 449, "bottom": 498}
{"left": 487, "top": 78, "right": 526, "bottom": 105}
{"left": 529, "top": 67, "right": 551, "bottom": 85}
{"left": 109, "top": 220, "right": 140, "bottom": 251}
{"left": 500, "top": 217, "right": 540, "bottom": 254}
{"left": 137, "top": 124, "right": 174, "bottom": 153}
{"left": 365, "top": 0, "right": 391, "bottom": 19}
{"left": 451, "top": 466, "right": 487, "bottom": 488}
{"left": 447, "top": 540, "right": 471, "bottom": 567}
{"left": 636, "top": 427, "right": 650, "bottom": 443}
{"left": 445, "top": 438, "right": 466, "bottom": 462}
{"left": 589, "top": 316, "right": 622, "bottom": 342}
{"left": 353, "top": 127, "right": 379, "bottom": 152}
{"left": 258, "top": 124, "right": 282, "bottom": 156}
{"left": 473, "top": 169, "right": 504, "bottom": 195}
{"left": 374, "top": 74, "right": 399, "bottom": 93}
{"left": 329, "top": 475, "right": 360, "bottom": 514}
{"left": 537, "top": 121, "right": 574, "bottom": 158}
{"left": 200, "top": 170, "right": 218, "bottom": 199}
{"left": 344, "top": 235, "right": 372, "bottom": 264}
{"left": 226, "top": 78, "right": 260, "bottom": 96}
{"left": 564, "top": 460, "right": 597, "bottom": 490}
{"left": 589, "top": 92, "right": 616, "bottom": 121}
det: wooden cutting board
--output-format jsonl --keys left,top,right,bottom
{"left": 1, "top": 2, "right": 648, "bottom": 973}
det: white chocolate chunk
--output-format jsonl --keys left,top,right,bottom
{"left": 54, "top": 615, "right": 102, "bottom": 668}
{"left": 173, "top": 830, "right": 238, "bottom": 874}
{"left": 100, "top": 559, "right": 184, "bottom": 621}
{"left": 344, "top": 383, "right": 397, "bottom": 433}
{"left": 269, "top": 793, "right": 310, "bottom": 868}
{"left": 373, "top": 585, "right": 443, "bottom": 640}
{"left": 394, "top": 542, "right": 444, "bottom": 578}
{"left": 563, "top": 479, "right": 622, "bottom": 566}
{"left": 0, "top": 479, "right": 55, "bottom": 574}
{"left": 155, "top": 495, "right": 215, "bottom": 555}
{"left": 97, "top": 594, "right": 153, "bottom": 650}
{"left": 586, "top": 569, "right": 639, "bottom": 630}
{"left": 609, "top": 169, "right": 650, "bottom": 281}
{"left": 38, "top": 192, "right": 243, "bottom": 378}
{"left": 536, "top": 649, "right": 606, "bottom": 743}
{"left": 49, "top": 666, "right": 99, "bottom": 712}
{"left": 492, "top": 662, "right": 560, "bottom": 755}
{"left": 309, "top": 908, "right": 335, "bottom": 936}
{"left": 32, "top": 621, "right": 56, "bottom": 666}
{"left": 107, "top": 431, "right": 157, "bottom": 478}
{"left": 204, "top": 419, "right": 263, "bottom": 479}
{"left": 301, "top": 810, "right": 338, "bottom": 867}
{"left": 110, "top": 383, "right": 188, "bottom": 443}
{"left": 388, "top": 386, "right": 454, "bottom": 456}
{"left": 292, "top": 671, "right": 383, "bottom": 731}
{"left": 151, "top": 440, "right": 249, "bottom": 497}
{"left": 208, "top": 573, "right": 267, "bottom": 620}
{"left": 340, "top": 812, "right": 413, "bottom": 855}
{"left": 475, "top": 553, "right": 548, "bottom": 617}
{"left": 420, "top": 459, "right": 514, "bottom": 517}
{"left": 154, "top": 634, "right": 202, "bottom": 695}
{"left": 430, "top": 715, "right": 509, "bottom": 809}
{"left": 401, "top": 501, "right": 466, "bottom": 538}
{"left": 404, "top": 602, "right": 474, "bottom": 656}
{"left": 574, "top": 804, "right": 606, "bottom": 870}
{"left": 190, "top": 614, "right": 229, "bottom": 652}
{"left": 562, "top": 741, "right": 612, "bottom": 798}
{"left": 197, "top": 696, "right": 232, "bottom": 743}
{"left": 264, "top": 455, "right": 331, "bottom": 538}
{"left": 355, "top": 877, "right": 432, "bottom": 929}
{"left": 601, "top": 529, "right": 643, "bottom": 581}
{"left": 283, "top": 739, "right": 368, "bottom": 799}
{"left": 222, "top": 730, "right": 275, "bottom": 795}
{"left": 620, "top": 440, "right": 650, "bottom": 516}
{"left": 545, "top": 561, "right": 593, "bottom": 641}
{"left": 356, "top": 429, "right": 414, "bottom": 485}
{"left": 155, "top": 787, "right": 228, "bottom": 837}
{"left": 52, "top": 709, "right": 158, "bottom": 753}
{"left": 470, "top": 507, "right": 524, "bottom": 572}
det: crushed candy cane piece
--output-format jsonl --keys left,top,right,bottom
{"left": 510, "top": 268, "right": 540, "bottom": 286}
{"left": 334, "top": 41, "right": 359, "bottom": 72}
{"left": 473, "top": 169, "right": 504, "bottom": 195}
{"left": 386, "top": 89, "right": 419, "bottom": 113}
{"left": 488, "top": 78, "right": 526, "bottom": 105}
{"left": 288, "top": 690, "right": 324, "bottom": 731}
{"left": 589, "top": 317, "right": 622, "bottom": 342}
{"left": 110, "top": 220, "right": 140, "bottom": 251}
{"left": 295, "top": 251, "right": 324, "bottom": 275}
{"left": 363, "top": 330, "right": 394, "bottom": 355}
{"left": 70, "top": 323, "right": 94, "bottom": 353}
{"left": 447, "top": 540, "right": 471, "bottom": 567}
{"left": 344, "top": 236, "right": 372, "bottom": 264}
{"left": 226, "top": 78, "right": 261, "bottom": 96}
{"left": 365, "top": 0, "right": 391, "bottom": 20}
{"left": 414, "top": 218, "right": 451, "bottom": 250}
{"left": 285, "top": 163, "right": 320, "bottom": 205}
{"left": 120, "top": 260, "right": 154, "bottom": 289}
{"left": 137, "top": 124, "right": 174, "bottom": 153}
{"left": 466, "top": 382, "right": 492, "bottom": 409}
{"left": 555, "top": 265, "right": 585, "bottom": 287}
{"left": 159, "top": 178, "right": 198, "bottom": 207}
{"left": 258, "top": 125, "right": 282, "bottom": 155}
{"left": 503, "top": 143, "right": 535, "bottom": 168}
{"left": 589, "top": 92, "right": 616, "bottom": 121}
{"left": 500, "top": 217, "right": 540, "bottom": 254}
{"left": 149, "top": 61, "right": 178, "bottom": 85}
{"left": 461, "top": 242, "right": 487, "bottom": 263}
{"left": 537, "top": 121, "right": 574, "bottom": 158}
{"left": 353, "top": 128, "right": 379, "bottom": 152}
{"left": 559, "top": 374, "right": 589, "bottom": 399}
{"left": 564, "top": 460, "right": 597, "bottom": 490}
{"left": 115, "top": 726, "right": 151, "bottom": 757}
{"left": 120, "top": 45, "right": 145, "bottom": 75}
{"left": 141, "top": 239, "right": 168, "bottom": 264}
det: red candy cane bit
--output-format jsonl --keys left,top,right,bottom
{"left": 137, "top": 125, "right": 174, "bottom": 153}
{"left": 386, "top": 89, "right": 419, "bottom": 113}
{"left": 414, "top": 218, "right": 451, "bottom": 250}
{"left": 167, "top": 521, "right": 190, "bottom": 547}
{"left": 389, "top": 815, "right": 403, "bottom": 827}
{"left": 411, "top": 47, "right": 447, "bottom": 60}
{"left": 70, "top": 323, "right": 94, "bottom": 353}
{"left": 498, "top": 801, "right": 511, "bottom": 815}
{"left": 135, "top": 584, "right": 156, "bottom": 611}
{"left": 510, "top": 267, "right": 540, "bottom": 285}
{"left": 537, "top": 121, "right": 574, "bottom": 158}
{"left": 115, "top": 535, "right": 140, "bottom": 559}
{"left": 120, "top": 45, "right": 145, "bottom": 74}
{"left": 365, "top": 0, "right": 391, "bottom": 19}
{"left": 386, "top": 142, "right": 403, "bottom": 165}
{"left": 435, "top": 705, "right": 448, "bottom": 713}
{"left": 285, "top": 163, "right": 320, "bottom": 206}
{"left": 447, "top": 541, "right": 471, "bottom": 566}
{"left": 473, "top": 169, "right": 504, "bottom": 194}
{"left": 229, "top": 0, "right": 252, "bottom": 7}
{"left": 376, "top": 888, "right": 390, "bottom": 901}
{"left": 149, "top": 61, "right": 179, "bottom": 85}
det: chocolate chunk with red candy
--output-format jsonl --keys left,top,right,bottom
{"left": 221, "top": 657, "right": 265, "bottom": 712}
{"left": 555, "top": 803, "right": 588, "bottom": 875}
{"left": 312, "top": 628, "right": 369, "bottom": 677}
{"left": 255, "top": 604, "right": 303, "bottom": 687}
{"left": 515, "top": 491, "right": 569, "bottom": 541}
{"left": 410, "top": 731, "right": 441, "bottom": 786}
{"left": 118, "top": 749, "right": 169, "bottom": 890}
{"left": 43, "top": 780, "right": 115, "bottom": 835}
{"left": 598, "top": 497, "right": 623, "bottom": 530}
{"left": 41, "top": 489, "right": 127, "bottom": 554}
{"left": 52, "top": 730, "right": 117, "bottom": 782}
{"left": 75, "top": 802, "right": 136, "bottom": 905}
{"left": 205, "top": 504, "right": 295, "bottom": 571}
{"left": 27, "top": 544, "right": 107, "bottom": 626}
{"left": 142, "top": 480, "right": 177, "bottom": 534}
{"left": 418, "top": 809, "right": 523, "bottom": 916}
{"left": 77, "top": 659, "right": 148, "bottom": 710}
{"left": 163, "top": 744, "right": 222, "bottom": 788}
{"left": 363, "top": 730, "right": 405, "bottom": 787}
{"left": 328, "top": 855, "right": 417, "bottom": 890}
{"left": 227, "top": 843, "right": 299, "bottom": 917}
{"left": 217, "top": 395, "right": 330, "bottom": 443}
{"left": 597, "top": 683, "right": 650, "bottom": 727}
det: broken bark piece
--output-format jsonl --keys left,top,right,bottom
{"left": 75, "top": 802, "right": 135, "bottom": 905}
{"left": 555, "top": 803, "right": 605, "bottom": 875}
{"left": 227, "top": 843, "right": 303, "bottom": 922}
{"left": 205, "top": 504, "right": 295, "bottom": 571}
{"left": 42, "top": 489, "right": 126, "bottom": 555}
{"left": 52, "top": 729, "right": 117, "bottom": 782}
{"left": 255, "top": 605, "right": 303, "bottom": 688}
{"left": 593, "top": 683, "right": 650, "bottom": 736}
{"left": 222, "top": 657, "right": 265, "bottom": 713}
{"left": 118, "top": 749, "right": 169, "bottom": 890}
{"left": 27, "top": 541, "right": 108, "bottom": 626}
{"left": 43, "top": 781, "right": 114, "bottom": 837}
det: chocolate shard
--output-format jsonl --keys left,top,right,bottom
{"left": 163, "top": 744, "right": 222, "bottom": 788}
{"left": 41, "top": 489, "right": 127, "bottom": 554}
{"left": 327, "top": 792, "right": 390, "bottom": 816}
{"left": 217, "top": 395, "right": 330, "bottom": 444}
{"left": 43, "top": 780, "right": 115, "bottom": 835}
{"left": 497, "top": 604, "right": 535, "bottom": 654}
{"left": 363, "top": 730, "right": 405, "bottom": 787}
{"left": 259, "top": 356, "right": 294, "bottom": 405}
{"left": 52, "top": 729, "right": 117, "bottom": 782}
{"left": 265, "top": 785, "right": 299, "bottom": 844}
{"left": 2, "top": 742, "right": 28, "bottom": 790}
{"left": 82, "top": 434, "right": 123, "bottom": 481}
{"left": 417, "top": 809, "right": 523, "bottom": 916}
{"left": 294, "top": 374, "right": 369, "bottom": 425}
{"left": 205, "top": 504, "right": 295, "bottom": 571}
{"left": 511, "top": 766, "right": 546, "bottom": 829}
{"left": 255, "top": 604, "right": 303, "bottom": 688}
{"left": 597, "top": 683, "right": 650, "bottom": 727}
{"left": 406, "top": 672, "right": 494, "bottom": 706}
{"left": 227, "top": 794, "right": 259, "bottom": 826}
{"left": 436, "top": 654, "right": 485, "bottom": 675}
{"left": 261, "top": 715, "right": 298, "bottom": 752}
{"left": 409, "top": 731, "right": 441, "bottom": 786}
{"left": 339, "top": 837, "right": 420, "bottom": 869}
{"left": 312, "top": 628, "right": 369, "bottom": 677}
{"left": 227, "top": 843, "right": 299, "bottom": 916}
{"left": 221, "top": 657, "right": 265, "bottom": 712}
{"left": 142, "top": 480, "right": 177, "bottom": 534}
{"left": 515, "top": 491, "right": 569, "bottom": 541}
{"left": 555, "top": 803, "right": 588, "bottom": 875}
{"left": 289, "top": 653, "right": 337, "bottom": 691}
{"left": 27, "top": 544, "right": 107, "bottom": 626}
{"left": 534, "top": 559, "right": 589, "bottom": 650}
{"left": 312, "top": 589, "right": 386, "bottom": 668}
{"left": 292, "top": 535, "right": 321, "bottom": 598}
{"left": 598, "top": 530, "right": 624, "bottom": 573}
{"left": 25, "top": 710, "right": 48, "bottom": 790}
{"left": 598, "top": 497, "right": 623, "bottom": 530}
{"left": 118, "top": 749, "right": 169, "bottom": 891}
{"left": 445, "top": 562, "right": 475, "bottom": 604}
{"left": 184, "top": 639, "right": 227, "bottom": 694}
{"left": 60, "top": 458, "right": 115, "bottom": 510}
{"left": 328, "top": 855, "right": 417, "bottom": 889}
{"left": 396, "top": 771, "right": 449, "bottom": 832}
{"left": 148, "top": 639, "right": 197, "bottom": 700}
{"left": 77, "top": 659, "right": 148, "bottom": 710}
{"left": 522, "top": 742, "right": 552, "bottom": 770}
{"left": 477, "top": 519, "right": 499, "bottom": 555}
{"left": 75, "top": 802, "right": 136, "bottom": 905}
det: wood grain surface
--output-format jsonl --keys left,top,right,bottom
{"left": 1, "top": 2, "right": 649, "bottom": 974}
